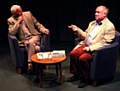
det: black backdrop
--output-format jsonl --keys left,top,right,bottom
{"left": 0, "top": 0, "right": 120, "bottom": 45}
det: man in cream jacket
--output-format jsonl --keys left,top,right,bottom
{"left": 67, "top": 5, "right": 115, "bottom": 88}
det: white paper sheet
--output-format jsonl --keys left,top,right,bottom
{"left": 37, "top": 52, "right": 51, "bottom": 59}
{"left": 36, "top": 50, "right": 65, "bottom": 59}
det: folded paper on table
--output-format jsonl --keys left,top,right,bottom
{"left": 37, "top": 52, "right": 50, "bottom": 59}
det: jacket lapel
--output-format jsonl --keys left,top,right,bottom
{"left": 23, "top": 12, "right": 29, "bottom": 27}
{"left": 92, "top": 18, "right": 108, "bottom": 39}
{"left": 92, "top": 25, "right": 103, "bottom": 39}
{"left": 85, "top": 22, "right": 96, "bottom": 40}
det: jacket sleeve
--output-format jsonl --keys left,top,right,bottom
{"left": 7, "top": 18, "right": 20, "bottom": 35}
{"left": 75, "top": 22, "right": 93, "bottom": 40}
{"left": 30, "top": 12, "right": 48, "bottom": 33}
{"left": 89, "top": 28, "right": 116, "bottom": 51}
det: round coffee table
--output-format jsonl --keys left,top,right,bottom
{"left": 31, "top": 53, "right": 66, "bottom": 88}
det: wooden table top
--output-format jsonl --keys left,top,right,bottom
{"left": 31, "top": 53, "right": 66, "bottom": 65}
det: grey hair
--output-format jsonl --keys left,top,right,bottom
{"left": 104, "top": 7, "right": 109, "bottom": 16}
{"left": 10, "top": 5, "right": 21, "bottom": 14}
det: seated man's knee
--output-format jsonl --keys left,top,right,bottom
{"left": 35, "top": 45, "right": 40, "bottom": 52}
{"left": 28, "top": 41, "right": 35, "bottom": 47}
{"left": 29, "top": 40, "right": 34, "bottom": 44}
{"left": 70, "top": 50, "right": 76, "bottom": 57}
{"left": 79, "top": 56, "right": 86, "bottom": 62}
{"left": 79, "top": 54, "right": 92, "bottom": 62}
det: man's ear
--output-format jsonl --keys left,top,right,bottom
{"left": 103, "top": 11, "right": 107, "bottom": 17}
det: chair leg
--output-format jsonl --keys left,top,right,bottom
{"left": 17, "top": 68, "right": 22, "bottom": 74}
{"left": 92, "top": 81, "right": 97, "bottom": 87}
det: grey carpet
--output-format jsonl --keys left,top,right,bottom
{"left": 0, "top": 42, "right": 120, "bottom": 91}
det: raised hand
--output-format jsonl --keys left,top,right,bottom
{"left": 68, "top": 24, "right": 78, "bottom": 32}
{"left": 18, "top": 16, "right": 23, "bottom": 24}
{"left": 44, "top": 29, "right": 50, "bottom": 35}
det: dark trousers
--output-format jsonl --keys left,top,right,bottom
{"left": 70, "top": 44, "right": 93, "bottom": 79}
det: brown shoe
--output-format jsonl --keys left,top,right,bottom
{"left": 28, "top": 62, "right": 33, "bottom": 71}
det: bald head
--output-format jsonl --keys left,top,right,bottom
{"left": 95, "top": 5, "right": 109, "bottom": 21}
{"left": 10, "top": 5, "right": 22, "bottom": 17}
{"left": 10, "top": 5, "right": 21, "bottom": 14}
{"left": 97, "top": 5, "right": 109, "bottom": 16}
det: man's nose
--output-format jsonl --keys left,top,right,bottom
{"left": 95, "top": 12, "right": 98, "bottom": 15}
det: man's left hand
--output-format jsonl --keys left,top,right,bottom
{"left": 44, "top": 29, "right": 50, "bottom": 35}
{"left": 83, "top": 47, "right": 90, "bottom": 51}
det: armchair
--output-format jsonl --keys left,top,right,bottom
{"left": 8, "top": 33, "right": 50, "bottom": 74}
{"left": 74, "top": 31, "right": 120, "bottom": 86}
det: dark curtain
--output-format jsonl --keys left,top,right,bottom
{"left": 0, "top": 0, "right": 120, "bottom": 44}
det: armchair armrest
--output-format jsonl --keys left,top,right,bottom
{"left": 94, "top": 43, "right": 119, "bottom": 62}
{"left": 41, "top": 34, "right": 50, "bottom": 51}
{"left": 8, "top": 33, "right": 24, "bottom": 67}
{"left": 90, "top": 43, "right": 119, "bottom": 80}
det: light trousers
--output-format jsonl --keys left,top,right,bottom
{"left": 24, "top": 35, "right": 40, "bottom": 62}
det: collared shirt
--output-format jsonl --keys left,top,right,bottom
{"left": 86, "top": 21, "right": 103, "bottom": 46}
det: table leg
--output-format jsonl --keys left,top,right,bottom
{"left": 36, "top": 63, "right": 39, "bottom": 80}
{"left": 39, "top": 65, "right": 43, "bottom": 88}
{"left": 55, "top": 64, "right": 58, "bottom": 78}
{"left": 58, "top": 63, "right": 63, "bottom": 85}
